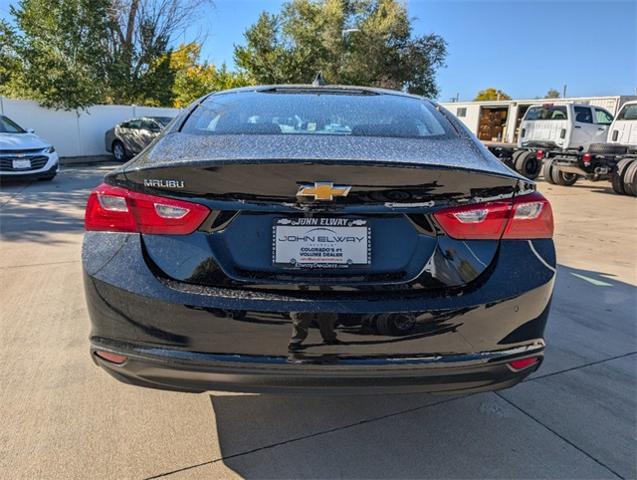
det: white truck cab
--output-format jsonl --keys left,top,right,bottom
{"left": 608, "top": 101, "right": 637, "bottom": 147}
{"left": 518, "top": 103, "right": 613, "bottom": 151}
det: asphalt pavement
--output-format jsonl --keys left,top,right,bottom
{"left": 0, "top": 166, "right": 635, "bottom": 479}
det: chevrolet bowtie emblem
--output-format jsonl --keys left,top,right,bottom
{"left": 297, "top": 182, "right": 351, "bottom": 201}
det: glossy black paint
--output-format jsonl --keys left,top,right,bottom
{"left": 83, "top": 86, "right": 554, "bottom": 394}
{"left": 84, "top": 232, "right": 555, "bottom": 393}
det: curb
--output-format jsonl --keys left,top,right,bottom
{"left": 60, "top": 155, "right": 118, "bottom": 167}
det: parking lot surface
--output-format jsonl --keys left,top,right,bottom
{"left": 1, "top": 166, "right": 635, "bottom": 479}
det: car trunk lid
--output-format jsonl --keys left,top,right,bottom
{"left": 110, "top": 134, "right": 524, "bottom": 292}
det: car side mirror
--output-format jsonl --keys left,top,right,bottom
{"left": 26, "top": 128, "right": 35, "bottom": 134}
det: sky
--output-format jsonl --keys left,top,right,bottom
{"left": 1, "top": 0, "right": 635, "bottom": 101}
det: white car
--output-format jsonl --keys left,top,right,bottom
{"left": 0, "top": 115, "right": 59, "bottom": 181}
{"left": 608, "top": 101, "right": 637, "bottom": 147}
{"left": 517, "top": 103, "right": 613, "bottom": 151}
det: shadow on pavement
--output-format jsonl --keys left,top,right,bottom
{"left": 0, "top": 168, "right": 106, "bottom": 243}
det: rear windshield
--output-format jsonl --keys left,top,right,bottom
{"left": 181, "top": 90, "right": 450, "bottom": 138}
{"left": 0, "top": 115, "right": 26, "bottom": 134}
{"left": 616, "top": 104, "right": 637, "bottom": 121}
{"left": 152, "top": 116, "right": 174, "bottom": 126}
{"left": 524, "top": 106, "right": 568, "bottom": 121}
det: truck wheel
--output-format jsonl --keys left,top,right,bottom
{"left": 551, "top": 167, "right": 578, "bottom": 186}
{"left": 542, "top": 159, "right": 557, "bottom": 184}
{"left": 510, "top": 150, "right": 525, "bottom": 167}
{"left": 623, "top": 160, "right": 637, "bottom": 196}
{"left": 588, "top": 143, "right": 628, "bottom": 155}
{"left": 515, "top": 151, "right": 541, "bottom": 180}
{"left": 611, "top": 158, "right": 633, "bottom": 195}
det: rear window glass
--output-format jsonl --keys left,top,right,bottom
{"left": 617, "top": 104, "right": 637, "bottom": 121}
{"left": 152, "top": 117, "right": 173, "bottom": 126}
{"left": 524, "top": 106, "right": 568, "bottom": 121}
{"left": 574, "top": 106, "right": 593, "bottom": 124}
{"left": 181, "top": 90, "right": 450, "bottom": 138}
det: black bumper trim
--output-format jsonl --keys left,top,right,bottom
{"left": 91, "top": 341, "right": 544, "bottom": 395}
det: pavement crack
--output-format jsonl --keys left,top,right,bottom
{"left": 524, "top": 351, "right": 637, "bottom": 383}
{"left": 495, "top": 393, "right": 625, "bottom": 479}
{"left": 144, "top": 394, "right": 470, "bottom": 479}
{"left": 0, "top": 181, "right": 33, "bottom": 209}
{"left": 0, "top": 259, "right": 80, "bottom": 269}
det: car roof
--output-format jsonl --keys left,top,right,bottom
{"left": 207, "top": 84, "right": 430, "bottom": 102}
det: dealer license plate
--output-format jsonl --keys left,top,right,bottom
{"left": 273, "top": 218, "right": 370, "bottom": 267}
{"left": 12, "top": 159, "right": 31, "bottom": 169}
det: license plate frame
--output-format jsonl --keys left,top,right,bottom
{"left": 12, "top": 159, "right": 31, "bottom": 169}
{"left": 273, "top": 218, "right": 370, "bottom": 268}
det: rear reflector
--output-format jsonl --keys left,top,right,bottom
{"left": 95, "top": 351, "right": 128, "bottom": 364}
{"left": 433, "top": 192, "right": 553, "bottom": 240}
{"left": 85, "top": 183, "right": 210, "bottom": 234}
{"left": 536, "top": 150, "right": 544, "bottom": 160}
{"left": 508, "top": 356, "right": 539, "bottom": 371}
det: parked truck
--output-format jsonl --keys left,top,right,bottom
{"left": 543, "top": 101, "right": 637, "bottom": 196}
{"left": 484, "top": 103, "right": 614, "bottom": 180}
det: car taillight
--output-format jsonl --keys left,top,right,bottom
{"left": 85, "top": 183, "right": 210, "bottom": 234}
{"left": 582, "top": 152, "right": 592, "bottom": 167}
{"left": 433, "top": 192, "right": 553, "bottom": 240}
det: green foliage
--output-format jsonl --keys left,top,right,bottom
{"left": 234, "top": 0, "right": 447, "bottom": 97}
{"left": 4, "top": 0, "right": 112, "bottom": 110}
{"left": 545, "top": 88, "right": 560, "bottom": 99}
{"left": 474, "top": 88, "right": 511, "bottom": 101}
{"left": 170, "top": 43, "right": 254, "bottom": 107}
{"left": 0, "top": 20, "right": 19, "bottom": 88}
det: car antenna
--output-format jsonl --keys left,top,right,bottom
{"left": 312, "top": 72, "right": 327, "bottom": 87}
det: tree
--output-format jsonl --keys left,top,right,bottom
{"left": 170, "top": 43, "right": 253, "bottom": 107}
{"left": 474, "top": 88, "right": 511, "bottom": 101}
{"left": 545, "top": 88, "right": 560, "bottom": 99}
{"left": 0, "top": 20, "right": 20, "bottom": 89}
{"left": 103, "top": 0, "right": 213, "bottom": 105}
{"left": 234, "top": 0, "right": 447, "bottom": 97}
{"left": 4, "top": 0, "right": 112, "bottom": 110}
{"left": 3, "top": 0, "right": 213, "bottom": 109}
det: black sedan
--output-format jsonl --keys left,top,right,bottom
{"left": 105, "top": 116, "right": 174, "bottom": 161}
{"left": 83, "top": 86, "right": 555, "bottom": 394}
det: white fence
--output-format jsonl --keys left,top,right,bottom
{"left": 0, "top": 97, "right": 179, "bottom": 157}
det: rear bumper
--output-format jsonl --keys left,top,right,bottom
{"left": 83, "top": 233, "right": 556, "bottom": 394}
{"left": 91, "top": 340, "right": 544, "bottom": 394}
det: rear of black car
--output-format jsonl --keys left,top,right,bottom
{"left": 82, "top": 87, "right": 556, "bottom": 394}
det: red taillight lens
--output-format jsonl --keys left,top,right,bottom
{"left": 433, "top": 192, "right": 553, "bottom": 240}
{"left": 85, "top": 183, "right": 210, "bottom": 234}
{"left": 508, "top": 356, "right": 539, "bottom": 371}
{"left": 582, "top": 152, "right": 592, "bottom": 167}
{"left": 536, "top": 150, "right": 544, "bottom": 160}
{"left": 433, "top": 201, "right": 512, "bottom": 240}
{"left": 503, "top": 192, "right": 553, "bottom": 239}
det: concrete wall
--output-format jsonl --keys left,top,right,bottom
{"left": 0, "top": 97, "right": 179, "bottom": 157}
